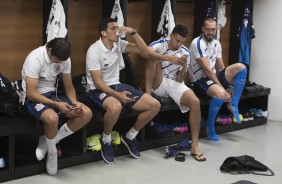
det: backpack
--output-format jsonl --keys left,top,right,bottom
{"left": 220, "top": 155, "right": 274, "bottom": 176}
{"left": 0, "top": 73, "right": 20, "bottom": 117}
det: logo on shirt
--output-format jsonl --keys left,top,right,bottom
{"left": 54, "top": 64, "right": 62, "bottom": 73}
{"left": 104, "top": 64, "right": 109, "bottom": 67}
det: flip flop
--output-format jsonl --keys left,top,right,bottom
{"left": 175, "top": 153, "right": 186, "bottom": 162}
{"left": 191, "top": 153, "right": 206, "bottom": 162}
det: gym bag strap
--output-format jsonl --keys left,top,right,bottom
{"left": 220, "top": 155, "right": 274, "bottom": 176}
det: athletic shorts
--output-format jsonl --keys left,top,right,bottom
{"left": 194, "top": 68, "right": 229, "bottom": 94}
{"left": 23, "top": 91, "right": 72, "bottom": 120}
{"left": 152, "top": 76, "right": 191, "bottom": 113}
{"left": 87, "top": 83, "right": 144, "bottom": 109}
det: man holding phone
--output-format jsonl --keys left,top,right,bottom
{"left": 86, "top": 18, "right": 161, "bottom": 164}
{"left": 145, "top": 24, "right": 205, "bottom": 162}
{"left": 22, "top": 38, "right": 92, "bottom": 175}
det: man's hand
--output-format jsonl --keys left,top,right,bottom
{"left": 56, "top": 102, "right": 72, "bottom": 113}
{"left": 167, "top": 56, "right": 185, "bottom": 65}
{"left": 117, "top": 26, "right": 136, "bottom": 36}
{"left": 117, "top": 91, "right": 134, "bottom": 104}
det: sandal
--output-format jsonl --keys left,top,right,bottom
{"left": 175, "top": 153, "right": 186, "bottom": 162}
{"left": 191, "top": 153, "right": 206, "bottom": 162}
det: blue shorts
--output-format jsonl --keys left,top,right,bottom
{"left": 194, "top": 68, "right": 230, "bottom": 94}
{"left": 23, "top": 91, "right": 72, "bottom": 120}
{"left": 87, "top": 83, "right": 144, "bottom": 109}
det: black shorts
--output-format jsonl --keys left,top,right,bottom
{"left": 194, "top": 68, "right": 230, "bottom": 94}
{"left": 23, "top": 91, "right": 72, "bottom": 120}
{"left": 87, "top": 83, "right": 144, "bottom": 109}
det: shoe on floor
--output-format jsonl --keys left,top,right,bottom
{"left": 121, "top": 135, "right": 140, "bottom": 159}
{"left": 36, "top": 136, "right": 48, "bottom": 161}
{"left": 46, "top": 153, "right": 58, "bottom": 176}
{"left": 87, "top": 134, "right": 102, "bottom": 151}
{"left": 111, "top": 131, "right": 121, "bottom": 145}
{"left": 101, "top": 142, "right": 115, "bottom": 164}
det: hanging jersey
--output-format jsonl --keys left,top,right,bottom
{"left": 46, "top": 0, "right": 68, "bottom": 42}
{"left": 189, "top": 35, "right": 222, "bottom": 82}
{"left": 238, "top": 0, "right": 255, "bottom": 65}
{"left": 217, "top": 0, "right": 227, "bottom": 40}
{"left": 157, "top": 0, "right": 175, "bottom": 39}
{"left": 86, "top": 38, "right": 128, "bottom": 90}
{"left": 150, "top": 38, "right": 191, "bottom": 81}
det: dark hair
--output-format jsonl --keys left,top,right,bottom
{"left": 202, "top": 17, "right": 217, "bottom": 27}
{"left": 98, "top": 18, "right": 117, "bottom": 36}
{"left": 171, "top": 24, "right": 188, "bottom": 37}
{"left": 46, "top": 38, "right": 71, "bottom": 61}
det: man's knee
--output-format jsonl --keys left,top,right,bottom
{"left": 105, "top": 102, "right": 122, "bottom": 116}
{"left": 41, "top": 111, "right": 59, "bottom": 127}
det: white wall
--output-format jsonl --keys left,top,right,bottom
{"left": 250, "top": 0, "right": 282, "bottom": 121}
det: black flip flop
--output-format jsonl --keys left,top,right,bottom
{"left": 175, "top": 152, "right": 186, "bottom": 162}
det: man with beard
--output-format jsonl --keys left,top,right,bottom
{"left": 189, "top": 18, "right": 247, "bottom": 141}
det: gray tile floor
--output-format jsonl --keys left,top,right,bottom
{"left": 3, "top": 120, "right": 282, "bottom": 184}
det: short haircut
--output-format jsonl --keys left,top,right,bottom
{"left": 98, "top": 17, "right": 117, "bottom": 36}
{"left": 171, "top": 24, "right": 188, "bottom": 37}
{"left": 202, "top": 17, "right": 217, "bottom": 27}
{"left": 46, "top": 38, "right": 71, "bottom": 61}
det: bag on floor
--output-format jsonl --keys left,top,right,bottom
{"left": 220, "top": 155, "right": 274, "bottom": 176}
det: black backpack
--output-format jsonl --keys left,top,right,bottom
{"left": 220, "top": 155, "right": 274, "bottom": 176}
{"left": 0, "top": 73, "right": 20, "bottom": 117}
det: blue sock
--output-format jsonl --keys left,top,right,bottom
{"left": 206, "top": 98, "right": 224, "bottom": 141}
{"left": 229, "top": 68, "right": 247, "bottom": 123}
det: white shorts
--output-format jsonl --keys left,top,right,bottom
{"left": 152, "top": 77, "right": 191, "bottom": 113}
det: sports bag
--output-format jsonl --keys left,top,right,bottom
{"left": 220, "top": 155, "right": 274, "bottom": 176}
{"left": 0, "top": 73, "right": 20, "bottom": 116}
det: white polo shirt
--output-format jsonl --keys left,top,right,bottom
{"left": 21, "top": 46, "right": 71, "bottom": 101}
{"left": 149, "top": 38, "right": 191, "bottom": 81}
{"left": 86, "top": 38, "right": 128, "bottom": 90}
{"left": 188, "top": 35, "right": 222, "bottom": 82}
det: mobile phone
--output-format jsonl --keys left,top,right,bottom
{"left": 128, "top": 95, "right": 139, "bottom": 101}
{"left": 70, "top": 106, "right": 81, "bottom": 110}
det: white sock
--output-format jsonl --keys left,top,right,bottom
{"left": 56, "top": 123, "right": 74, "bottom": 143}
{"left": 126, "top": 127, "right": 139, "bottom": 140}
{"left": 46, "top": 137, "right": 57, "bottom": 154}
{"left": 102, "top": 132, "right": 111, "bottom": 144}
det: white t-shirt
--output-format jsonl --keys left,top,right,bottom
{"left": 86, "top": 38, "right": 128, "bottom": 90}
{"left": 149, "top": 38, "right": 191, "bottom": 81}
{"left": 189, "top": 35, "right": 222, "bottom": 82}
{"left": 21, "top": 46, "right": 71, "bottom": 101}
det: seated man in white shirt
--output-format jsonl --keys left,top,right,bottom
{"left": 22, "top": 38, "right": 92, "bottom": 175}
{"left": 86, "top": 18, "right": 161, "bottom": 164}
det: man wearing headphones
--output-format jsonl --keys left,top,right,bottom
{"left": 86, "top": 18, "right": 161, "bottom": 164}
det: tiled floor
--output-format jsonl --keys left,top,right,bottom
{"left": 3, "top": 120, "right": 282, "bottom": 184}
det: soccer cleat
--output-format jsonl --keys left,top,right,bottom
{"left": 86, "top": 134, "right": 102, "bottom": 151}
{"left": 101, "top": 142, "right": 115, "bottom": 164}
{"left": 111, "top": 131, "right": 121, "bottom": 145}
{"left": 121, "top": 135, "right": 140, "bottom": 159}
{"left": 36, "top": 136, "right": 48, "bottom": 161}
{"left": 233, "top": 114, "right": 243, "bottom": 123}
{"left": 227, "top": 103, "right": 242, "bottom": 123}
{"left": 46, "top": 153, "right": 58, "bottom": 176}
{"left": 216, "top": 116, "right": 228, "bottom": 125}
{"left": 249, "top": 108, "right": 269, "bottom": 118}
